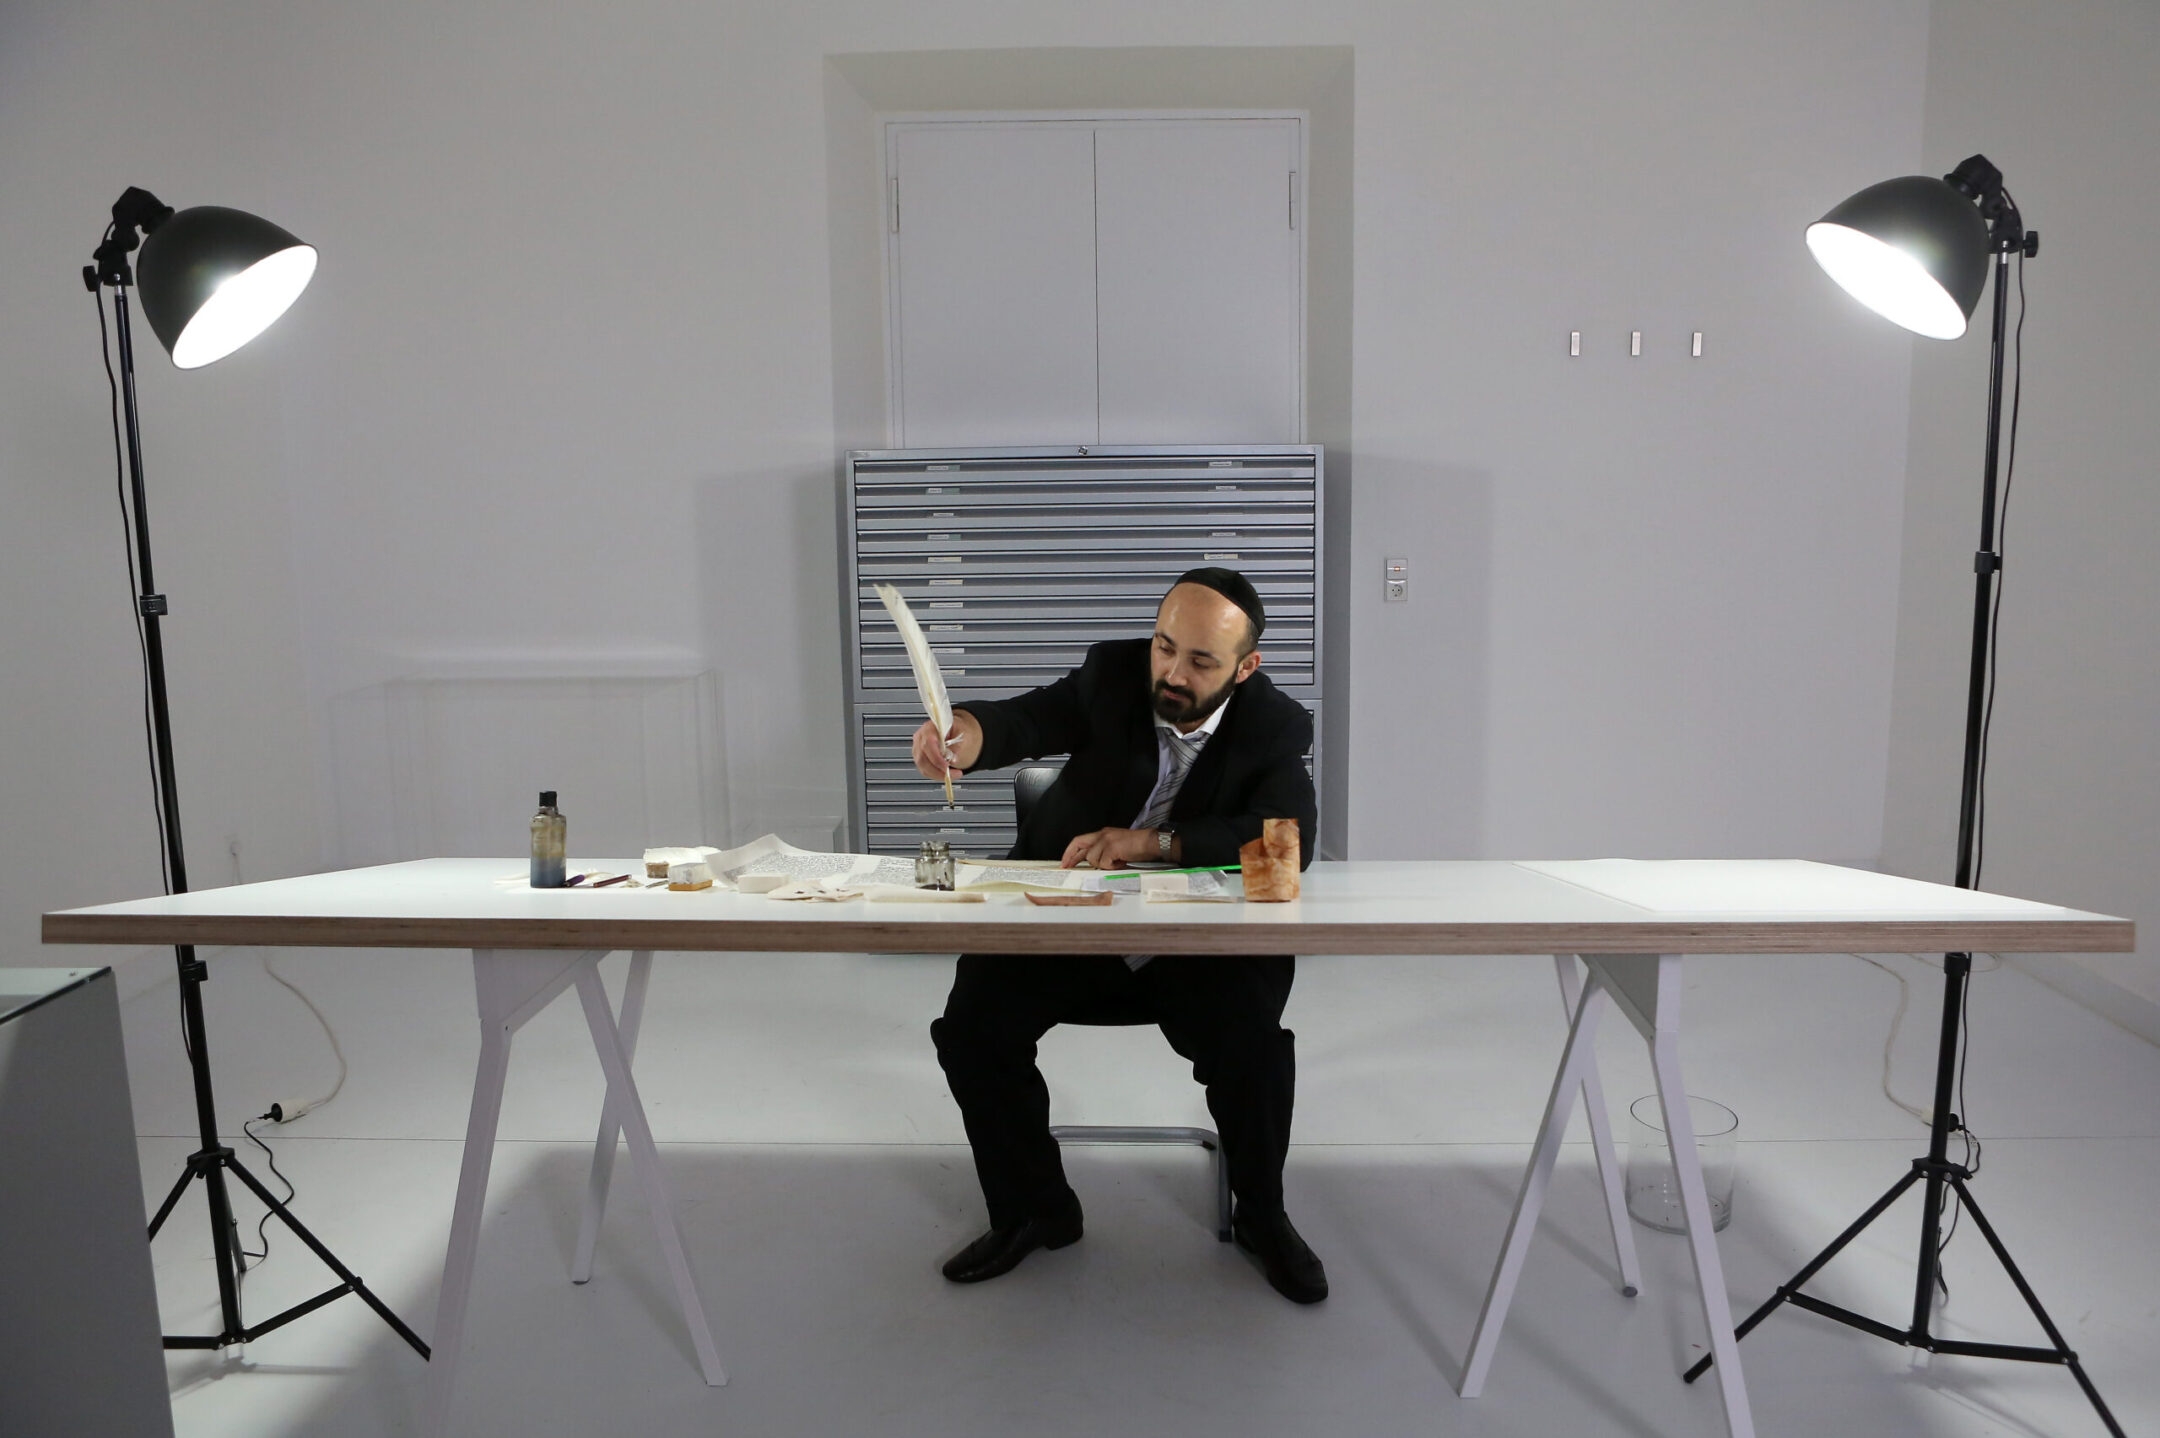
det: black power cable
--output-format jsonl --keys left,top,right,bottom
{"left": 1936, "top": 231, "right": 2025, "bottom": 1299}
{"left": 98, "top": 279, "right": 330, "bottom": 1285}
{"left": 237, "top": 1111, "right": 299, "bottom": 1274}
{"left": 95, "top": 279, "right": 171, "bottom": 894}
{"left": 1973, "top": 231, "right": 2028, "bottom": 894}
{"left": 96, "top": 279, "right": 199, "bottom": 1068}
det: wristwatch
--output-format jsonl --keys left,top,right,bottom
{"left": 1156, "top": 826, "right": 1177, "bottom": 862}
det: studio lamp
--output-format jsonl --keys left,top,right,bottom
{"left": 84, "top": 189, "right": 427, "bottom": 1360}
{"left": 1804, "top": 167, "right": 1993, "bottom": 339}
{"left": 1686, "top": 159, "right": 2122, "bottom": 1435}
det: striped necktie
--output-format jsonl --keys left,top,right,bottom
{"left": 1126, "top": 725, "right": 1209, "bottom": 971}
{"left": 1135, "top": 726, "right": 1209, "bottom": 831}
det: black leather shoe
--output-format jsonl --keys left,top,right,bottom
{"left": 941, "top": 1201, "right": 1084, "bottom": 1283}
{"left": 1232, "top": 1208, "right": 1328, "bottom": 1304}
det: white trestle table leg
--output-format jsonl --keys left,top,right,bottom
{"left": 1459, "top": 968, "right": 1609, "bottom": 1397}
{"left": 573, "top": 949, "right": 654, "bottom": 1284}
{"left": 1464, "top": 955, "right": 1753, "bottom": 1438}
{"left": 1588, "top": 954, "right": 1754, "bottom": 1438}
{"left": 573, "top": 967, "right": 726, "bottom": 1387}
{"left": 427, "top": 948, "right": 608, "bottom": 1438}
{"left": 1554, "top": 953, "right": 1642, "bottom": 1298}
{"left": 426, "top": 948, "right": 722, "bottom": 1438}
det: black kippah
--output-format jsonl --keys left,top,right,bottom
{"left": 1170, "top": 566, "right": 1266, "bottom": 643}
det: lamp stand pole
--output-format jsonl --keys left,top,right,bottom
{"left": 89, "top": 243, "right": 429, "bottom": 1361}
{"left": 1682, "top": 224, "right": 2121, "bottom": 1434}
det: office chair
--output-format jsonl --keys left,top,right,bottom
{"left": 1016, "top": 763, "right": 1234, "bottom": 1242}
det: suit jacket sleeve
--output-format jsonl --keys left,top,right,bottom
{"left": 952, "top": 666, "right": 1091, "bottom": 773}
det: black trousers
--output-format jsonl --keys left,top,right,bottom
{"left": 931, "top": 952, "right": 1296, "bottom": 1230}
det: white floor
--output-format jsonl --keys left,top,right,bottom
{"left": 118, "top": 946, "right": 2160, "bottom": 1437}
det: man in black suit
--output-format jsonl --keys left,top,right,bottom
{"left": 908, "top": 567, "right": 1326, "bottom": 1304}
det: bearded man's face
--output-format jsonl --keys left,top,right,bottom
{"left": 1148, "top": 584, "right": 1261, "bottom": 729}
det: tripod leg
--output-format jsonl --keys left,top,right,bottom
{"left": 1946, "top": 1176, "right": 2125, "bottom": 1438}
{"left": 147, "top": 1162, "right": 196, "bottom": 1240}
{"left": 200, "top": 1150, "right": 248, "bottom": 1339}
{"left": 573, "top": 950, "right": 652, "bottom": 1284}
{"left": 147, "top": 1151, "right": 246, "bottom": 1348}
{"left": 1460, "top": 973, "right": 1608, "bottom": 1397}
{"left": 222, "top": 1156, "right": 429, "bottom": 1358}
{"left": 1555, "top": 954, "right": 1641, "bottom": 1298}
{"left": 1685, "top": 1164, "right": 1925, "bottom": 1383}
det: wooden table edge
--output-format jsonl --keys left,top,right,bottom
{"left": 41, "top": 912, "right": 2136, "bottom": 956}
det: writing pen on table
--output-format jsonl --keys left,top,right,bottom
{"left": 1096, "top": 864, "right": 1242, "bottom": 880}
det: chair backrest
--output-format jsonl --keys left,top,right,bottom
{"left": 1013, "top": 763, "right": 1064, "bottom": 825}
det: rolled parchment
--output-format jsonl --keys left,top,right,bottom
{"left": 1238, "top": 818, "right": 1301, "bottom": 902}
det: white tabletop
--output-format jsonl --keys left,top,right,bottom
{"left": 42, "top": 859, "right": 2131, "bottom": 957}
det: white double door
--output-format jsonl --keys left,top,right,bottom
{"left": 887, "top": 116, "right": 1304, "bottom": 449}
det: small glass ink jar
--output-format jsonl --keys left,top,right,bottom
{"left": 915, "top": 839, "right": 955, "bottom": 890}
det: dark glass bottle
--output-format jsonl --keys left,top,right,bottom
{"left": 530, "top": 791, "right": 566, "bottom": 888}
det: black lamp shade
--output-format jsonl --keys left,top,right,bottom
{"left": 136, "top": 206, "right": 317, "bottom": 368}
{"left": 1805, "top": 175, "right": 1990, "bottom": 339}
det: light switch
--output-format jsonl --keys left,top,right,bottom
{"left": 1384, "top": 556, "right": 1409, "bottom": 603}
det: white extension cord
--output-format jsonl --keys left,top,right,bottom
{"left": 228, "top": 836, "right": 347, "bottom": 1125}
{"left": 1850, "top": 949, "right": 2001, "bottom": 1129}
{"left": 260, "top": 950, "right": 348, "bottom": 1123}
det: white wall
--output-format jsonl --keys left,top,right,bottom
{"left": 1347, "top": 5, "right": 1929, "bottom": 860}
{"left": 0, "top": 0, "right": 328, "bottom": 995}
{"left": 823, "top": 46, "right": 1357, "bottom": 852}
{"left": 1884, "top": 0, "right": 2160, "bottom": 1037}
{"left": 3, "top": 2, "right": 1933, "bottom": 1003}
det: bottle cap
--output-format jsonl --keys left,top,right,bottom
{"left": 539, "top": 791, "right": 557, "bottom": 807}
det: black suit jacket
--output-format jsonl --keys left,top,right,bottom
{"left": 956, "top": 638, "right": 1318, "bottom": 870}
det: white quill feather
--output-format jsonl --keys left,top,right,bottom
{"left": 875, "top": 583, "right": 955, "bottom": 802}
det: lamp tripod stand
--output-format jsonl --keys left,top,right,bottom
{"left": 88, "top": 192, "right": 428, "bottom": 1361}
{"left": 1683, "top": 162, "right": 2121, "bottom": 1436}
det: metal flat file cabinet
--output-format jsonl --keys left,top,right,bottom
{"left": 843, "top": 445, "right": 1323, "bottom": 856}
